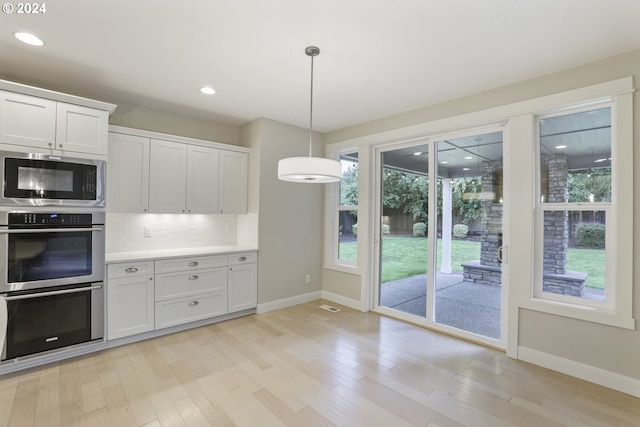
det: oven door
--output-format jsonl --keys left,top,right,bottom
{"left": 0, "top": 224, "right": 105, "bottom": 293}
{"left": 0, "top": 151, "right": 105, "bottom": 208}
{"left": 1, "top": 282, "right": 104, "bottom": 361}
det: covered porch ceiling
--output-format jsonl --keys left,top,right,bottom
{"left": 371, "top": 107, "right": 611, "bottom": 178}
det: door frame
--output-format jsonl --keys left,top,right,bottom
{"left": 371, "top": 123, "right": 509, "bottom": 350}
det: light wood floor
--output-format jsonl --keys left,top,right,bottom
{"left": 1, "top": 300, "right": 639, "bottom": 427}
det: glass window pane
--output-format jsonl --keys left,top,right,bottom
{"left": 539, "top": 107, "right": 611, "bottom": 203}
{"left": 338, "top": 210, "right": 357, "bottom": 262}
{"left": 340, "top": 153, "right": 358, "bottom": 206}
{"left": 542, "top": 210, "right": 605, "bottom": 301}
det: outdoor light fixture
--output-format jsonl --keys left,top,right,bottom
{"left": 277, "top": 46, "right": 341, "bottom": 183}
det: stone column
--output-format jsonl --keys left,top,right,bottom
{"left": 542, "top": 154, "right": 568, "bottom": 275}
{"left": 480, "top": 160, "right": 503, "bottom": 267}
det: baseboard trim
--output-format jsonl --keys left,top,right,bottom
{"left": 257, "top": 291, "right": 322, "bottom": 314}
{"left": 321, "top": 291, "right": 362, "bottom": 311}
{"left": 518, "top": 346, "right": 640, "bottom": 398}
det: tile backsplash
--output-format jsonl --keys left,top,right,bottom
{"left": 106, "top": 213, "right": 239, "bottom": 253}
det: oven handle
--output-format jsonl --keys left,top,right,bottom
{"left": 0, "top": 227, "right": 104, "bottom": 234}
{"left": 5, "top": 284, "right": 103, "bottom": 301}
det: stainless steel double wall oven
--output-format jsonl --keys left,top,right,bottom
{"left": 0, "top": 151, "right": 106, "bottom": 362}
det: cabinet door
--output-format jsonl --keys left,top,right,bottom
{"left": 107, "top": 132, "right": 150, "bottom": 213}
{"left": 0, "top": 90, "right": 56, "bottom": 149}
{"left": 186, "top": 145, "right": 220, "bottom": 214}
{"left": 107, "top": 276, "right": 155, "bottom": 340}
{"left": 219, "top": 150, "right": 248, "bottom": 214}
{"left": 56, "top": 103, "right": 108, "bottom": 155}
{"left": 149, "top": 139, "right": 188, "bottom": 213}
{"left": 228, "top": 263, "right": 257, "bottom": 313}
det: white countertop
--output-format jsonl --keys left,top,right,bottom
{"left": 106, "top": 245, "right": 258, "bottom": 263}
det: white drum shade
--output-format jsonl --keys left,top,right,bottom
{"left": 277, "top": 157, "right": 341, "bottom": 183}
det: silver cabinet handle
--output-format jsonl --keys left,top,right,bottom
{"left": 188, "top": 275, "right": 199, "bottom": 280}
{"left": 125, "top": 267, "right": 138, "bottom": 273}
{"left": 239, "top": 256, "right": 247, "bottom": 261}
{"left": 188, "top": 261, "right": 199, "bottom": 267}
{"left": 188, "top": 301, "right": 199, "bottom": 307}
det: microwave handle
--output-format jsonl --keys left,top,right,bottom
{"left": 0, "top": 227, "right": 103, "bottom": 234}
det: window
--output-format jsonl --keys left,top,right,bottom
{"left": 337, "top": 153, "right": 358, "bottom": 264}
{"left": 537, "top": 106, "right": 611, "bottom": 305}
{"left": 534, "top": 100, "right": 633, "bottom": 328}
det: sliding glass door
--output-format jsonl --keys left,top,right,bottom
{"left": 434, "top": 131, "right": 503, "bottom": 339}
{"left": 377, "top": 143, "right": 429, "bottom": 317}
{"left": 374, "top": 129, "right": 505, "bottom": 343}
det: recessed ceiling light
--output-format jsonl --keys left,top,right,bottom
{"left": 413, "top": 152, "right": 422, "bottom": 156}
{"left": 464, "top": 156, "right": 473, "bottom": 160}
{"left": 200, "top": 86, "right": 216, "bottom": 95}
{"left": 463, "top": 167, "right": 470, "bottom": 171}
{"left": 555, "top": 145, "right": 567, "bottom": 149}
{"left": 14, "top": 32, "right": 44, "bottom": 46}
{"left": 440, "top": 161, "right": 448, "bottom": 164}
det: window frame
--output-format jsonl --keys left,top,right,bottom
{"left": 325, "top": 149, "right": 361, "bottom": 272}
{"left": 530, "top": 96, "right": 634, "bottom": 329}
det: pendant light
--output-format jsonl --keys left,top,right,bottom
{"left": 278, "top": 46, "right": 342, "bottom": 183}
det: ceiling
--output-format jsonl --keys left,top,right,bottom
{"left": 1, "top": 1, "right": 639, "bottom": 133}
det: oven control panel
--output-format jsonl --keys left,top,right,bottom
{"left": 8, "top": 213, "right": 93, "bottom": 226}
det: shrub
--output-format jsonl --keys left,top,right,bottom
{"left": 352, "top": 223, "right": 358, "bottom": 237}
{"left": 413, "top": 222, "right": 427, "bottom": 236}
{"left": 576, "top": 223, "right": 605, "bottom": 248}
{"left": 453, "top": 224, "right": 469, "bottom": 238}
{"left": 382, "top": 224, "right": 391, "bottom": 234}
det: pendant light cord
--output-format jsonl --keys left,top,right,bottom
{"left": 308, "top": 52, "right": 314, "bottom": 157}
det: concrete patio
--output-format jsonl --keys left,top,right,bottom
{"left": 379, "top": 272, "right": 502, "bottom": 339}
{"left": 379, "top": 272, "right": 604, "bottom": 340}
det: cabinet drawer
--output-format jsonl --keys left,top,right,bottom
{"left": 155, "top": 292, "right": 227, "bottom": 329}
{"left": 155, "top": 267, "right": 227, "bottom": 301}
{"left": 155, "top": 255, "right": 227, "bottom": 273}
{"left": 228, "top": 252, "right": 257, "bottom": 265}
{"left": 108, "top": 261, "right": 154, "bottom": 279}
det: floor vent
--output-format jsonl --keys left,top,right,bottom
{"left": 319, "top": 304, "right": 340, "bottom": 313}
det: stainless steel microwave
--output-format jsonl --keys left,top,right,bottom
{"left": 0, "top": 151, "right": 105, "bottom": 208}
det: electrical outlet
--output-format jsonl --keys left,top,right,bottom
{"left": 144, "top": 226, "right": 152, "bottom": 237}
{"left": 305, "top": 274, "right": 311, "bottom": 284}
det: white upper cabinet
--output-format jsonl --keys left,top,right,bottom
{"left": 108, "top": 127, "right": 249, "bottom": 215}
{"left": 107, "top": 132, "right": 150, "bottom": 213}
{"left": 149, "top": 139, "right": 188, "bottom": 213}
{"left": 0, "top": 90, "right": 109, "bottom": 156}
{"left": 0, "top": 91, "right": 56, "bottom": 148}
{"left": 56, "top": 103, "right": 108, "bottom": 155}
{"left": 186, "top": 144, "right": 220, "bottom": 214}
{"left": 219, "top": 150, "right": 248, "bottom": 214}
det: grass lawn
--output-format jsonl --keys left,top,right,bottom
{"left": 339, "top": 235, "right": 605, "bottom": 289}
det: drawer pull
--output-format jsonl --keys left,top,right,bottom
{"left": 188, "top": 301, "right": 199, "bottom": 307}
{"left": 188, "top": 261, "right": 199, "bottom": 267}
{"left": 239, "top": 256, "right": 247, "bottom": 261}
{"left": 125, "top": 267, "right": 138, "bottom": 273}
{"left": 188, "top": 275, "right": 199, "bottom": 280}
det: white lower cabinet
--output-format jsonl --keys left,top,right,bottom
{"left": 106, "top": 261, "right": 155, "bottom": 340}
{"left": 228, "top": 253, "right": 258, "bottom": 313}
{"left": 107, "top": 251, "right": 257, "bottom": 341}
{"left": 155, "top": 293, "right": 227, "bottom": 329}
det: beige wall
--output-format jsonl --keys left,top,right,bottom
{"left": 324, "top": 48, "right": 640, "bottom": 382}
{"left": 241, "top": 118, "right": 325, "bottom": 305}
{"left": 110, "top": 103, "right": 239, "bottom": 145}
